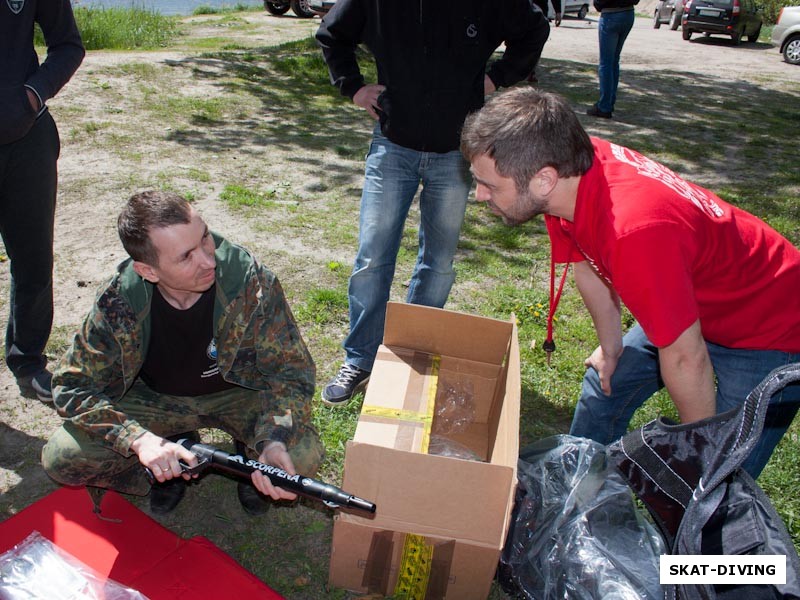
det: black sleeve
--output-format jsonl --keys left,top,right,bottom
{"left": 315, "top": 0, "right": 367, "bottom": 100}
{"left": 28, "top": 0, "right": 85, "bottom": 102}
{"left": 486, "top": 0, "right": 550, "bottom": 89}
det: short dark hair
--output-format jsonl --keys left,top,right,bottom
{"left": 117, "top": 191, "right": 192, "bottom": 266}
{"left": 461, "top": 88, "right": 594, "bottom": 192}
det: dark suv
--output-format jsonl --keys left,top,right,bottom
{"left": 682, "top": 0, "right": 762, "bottom": 44}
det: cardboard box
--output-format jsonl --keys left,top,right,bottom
{"left": 329, "top": 302, "right": 521, "bottom": 600}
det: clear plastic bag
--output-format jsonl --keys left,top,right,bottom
{"left": 432, "top": 376, "right": 476, "bottom": 435}
{"left": 427, "top": 434, "right": 483, "bottom": 461}
{"left": 0, "top": 531, "right": 150, "bottom": 600}
{"left": 498, "top": 435, "right": 665, "bottom": 600}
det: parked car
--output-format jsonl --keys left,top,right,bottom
{"left": 264, "top": 0, "right": 315, "bottom": 18}
{"left": 653, "top": 0, "right": 687, "bottom": 29}
{"left": 308, "top": 0, "right": 335, "bottom": 15}
{"left": 772, "top": 5, "right": 800, "bottom": 64}
{"left": 563, "top": 0, "right": 591, "bottom": 20}
{"left": 681, "top": 0, "right": 762, "bottom": 44}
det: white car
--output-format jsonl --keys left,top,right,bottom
{"left": 772, "top": 5, "right": 800, "bottom": 65}
{"left": 308, "top": 0, "right": 335, "bottom": 15}
{"left": 562, "top": 0, "right": 591, "bottom": 19}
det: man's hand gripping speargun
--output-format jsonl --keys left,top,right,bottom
{"left": 147, "top": 439, "right": 376, "bottom": 514}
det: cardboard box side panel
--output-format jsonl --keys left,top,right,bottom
{"left": 383, "top": 302, "right": 513, "bottom": 364}
{"left": 432, "top": 423, "right": 489, "bottom": 461}
{"left": 487, "top": 322, "right": 521, "bottom": 548}
{"left": 436, "top": 356, "right": 502, "bottom": 426}
{"left": 487, "top": 322, "right": 520, "bottom": 469}
{"left": 360, "top": 347, "right": 433, "bottom": 413}
{"left": 342, "top": 442, "right": 514, "bottom": 545}
{"left": 329, "top": 520, "right": 499, "bottom": 600}
{"left": 358, "top": 349, "right": 506, "bottom": 458}
{"left": 357, "top": 346, "right": 440, "bottom": 452}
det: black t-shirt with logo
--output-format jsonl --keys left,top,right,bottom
{"left": 139, "top": 285, "right": 235, "bottom": 396}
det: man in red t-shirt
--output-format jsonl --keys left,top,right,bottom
{"left": 461, "top": 87, "right": 800, "bottom": 477}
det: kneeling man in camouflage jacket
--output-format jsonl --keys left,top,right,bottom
{"left": 43, "top": 190, "right": 323, "bottom": 515}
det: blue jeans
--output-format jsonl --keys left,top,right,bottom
{"left": 570, "top": 324, "right": 800, "bottom": 478}
{"left": 596, "top": 9, "right": 635, "bottom": 114}
{"left": 0, "top": 112, "right": 59, "bottom": 379}
{"left": 344, "top": 127, "right": 471, "bottom": 372}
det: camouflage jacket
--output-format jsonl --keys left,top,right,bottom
{"left": 52, "top": 234, "right": 315, "bottom": 457}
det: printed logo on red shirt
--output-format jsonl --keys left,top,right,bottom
{"left": 610, "top": 143, "right": 725, "bottom": 218}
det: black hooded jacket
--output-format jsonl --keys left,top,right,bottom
{"left": 1, "top": 0, "right": 84, "bottom": 145}
{"left": 316, "top": 0, "right": 549, "bottom": 153}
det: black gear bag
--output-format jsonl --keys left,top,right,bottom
{"left": 499, "top": 364, "right": 800, "bottom": 599}
{"left": 607, "top": 363, "right": 800, "bottom": 600}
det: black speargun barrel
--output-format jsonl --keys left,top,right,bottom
{"left": 177, "top": 439, "right": 376, "bottom": 514}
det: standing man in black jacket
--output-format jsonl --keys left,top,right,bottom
{"left": 316, "top": 0, "right": 549, "bottom": 405}
{"left": 1, "top": 0, "right": 84, "bottom": 402}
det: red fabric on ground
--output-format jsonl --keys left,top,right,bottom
{"left": 0, "top": 487, "right": 284, "bottom": 600}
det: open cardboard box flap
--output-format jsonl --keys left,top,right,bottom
{"left": 383, "top": 302, "right": 513, "bottom": 365}
{"left": 338, "top": 442, "right": 515, "bottom": 547}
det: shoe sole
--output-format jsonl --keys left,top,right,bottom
{"left": 17, "top": 384, "right": 54, "bottom": 404}
{"left": 320, "top": 376, "right": 370, "bottom": 407}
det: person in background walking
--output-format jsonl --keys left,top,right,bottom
{"left": 1, "top": 0, "right": 85, "bottom": 403}
{"left": 587, "top": 0, "right": 638, "bottom": 118}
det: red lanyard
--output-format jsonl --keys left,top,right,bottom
{"left": 544, "top": 255, "right": 570, "bottom": 365}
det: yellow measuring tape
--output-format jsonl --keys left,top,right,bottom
{"left": 394, "top": 533, "right": 434, "bottom": 599}
{"left": 361, "top": 355, "right": 440, "bottom": 453}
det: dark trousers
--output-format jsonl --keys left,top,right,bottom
{"left": 42, "top": 380, "right": 325, "bottom": 496}
{"left": 0, "top": 111, "right": 59, "bottom": 378}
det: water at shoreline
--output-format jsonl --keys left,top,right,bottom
{"left": 78, "top": 0, "right": 265, "bottom": 16}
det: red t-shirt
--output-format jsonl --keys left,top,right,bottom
{"left": 546, "top": 138, "right": 800, "bottom": 351}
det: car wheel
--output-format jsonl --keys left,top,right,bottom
{"left": 290, "top": 0, "right": 315, "bottom": 18}
{"left": 263, "top": 0, "right": 290, "bottom": 15}
{"left": 653, "top": 9, "right": 662, "bottom": 28}
{"left": 578, "top": 4, "right": 589, "bottom": 19}
{"left": 669, "top": 10, "right": 680, "bottom": 30}
{"left": 682, "top": 26, "right": 691, "bottom": 40}
{"left": 747, "top": 24, "right": 761, "bottom": 43}
{"left": 730, "top": 29, "right": 741, "bottom": 45}
{"left": 784, "top": 35, "right": 800, "bottom": 65}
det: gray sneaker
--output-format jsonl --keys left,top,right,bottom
{"left": 17, "top": 369, "right": 53, "bottom": 403}
{"left": 321, "top": 364, "right": 370, "bottom": 406}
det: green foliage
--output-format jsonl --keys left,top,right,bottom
{"left": 313, "top": 396, "right": 363, "bottom": 481}
{"left": 192, "top": 3, "right": 263, "bottom": 14}
{"left": 46, "top": 7, "right": 180, "bottom": 50}
{"left": 294, "top": 288, "right": 349, "bottom": 325}
{"left": 757, "top": 0, "right": 795, "bottom": 23}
